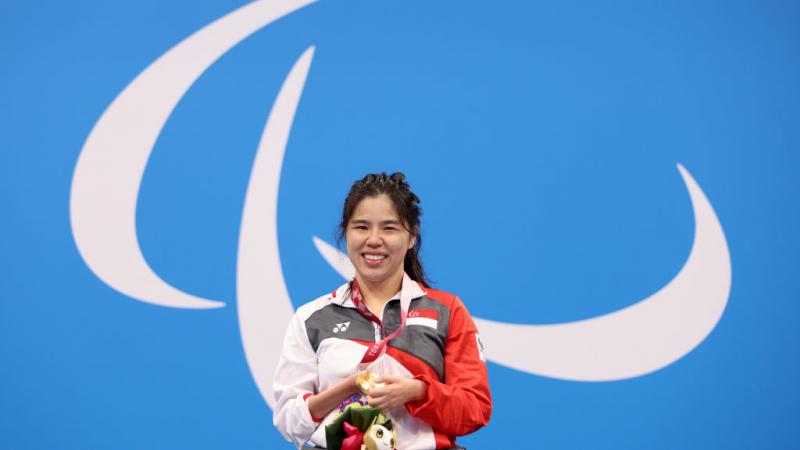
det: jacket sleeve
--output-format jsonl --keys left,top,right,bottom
{"left": 272, "top": 312, "right": 321, "bottom": 448}
{"left": 405, "top": 296, "right": 492, "bottom": 436}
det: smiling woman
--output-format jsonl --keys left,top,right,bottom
{"left": 340, "top": 173, "right": 426, "bottom": 304}
{"left": 272, "top": 173, "right": 492, "bottom": 450}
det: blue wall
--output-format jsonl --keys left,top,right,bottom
{"left": 2, "top": 0, "right": 799, "bottom": 448}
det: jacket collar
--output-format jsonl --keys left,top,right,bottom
{"left": 331, "top": 272, "right": 426, "bottom": 307}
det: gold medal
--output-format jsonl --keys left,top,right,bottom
{"left": 356, "top": 371, "right": 385, "bottom": 395}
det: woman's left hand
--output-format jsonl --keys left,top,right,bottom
{"left": 367, "top": 375, "right": 427, "bottom": 411}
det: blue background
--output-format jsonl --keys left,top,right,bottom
{"left": 2, "top": 0, "right": 799, "bottom": 448}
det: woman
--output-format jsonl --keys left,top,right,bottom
{"left": 273, "top": 173, "right": 491, "bottom": 449}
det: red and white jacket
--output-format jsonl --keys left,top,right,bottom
{"left": 272, "top": 274, "right": 492, "bottom": 449}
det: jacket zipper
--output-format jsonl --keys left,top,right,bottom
{"left": 372, "top": 322, "right": 382, "bottom": 343}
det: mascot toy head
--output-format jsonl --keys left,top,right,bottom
{"left": 362, "top": 422, "right": 397, "bottom": 450}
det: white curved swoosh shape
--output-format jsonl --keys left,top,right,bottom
{"left": 238, "top": 47, "right": 315, "bottom": 408}
{"left": 69, "top": 0, "right": 316, "bottom": 308}
{"left": 316, "top": 164, "right": 732, "bottom": 381}
{"left": 313, "top": 236, "right": 356, "bottom": 280}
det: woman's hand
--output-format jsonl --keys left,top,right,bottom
{"left": 307, "top": 373, "right": 359, "bottom": 420}
{"left": 367, "top": 375, "right": 427, "bottom": 410}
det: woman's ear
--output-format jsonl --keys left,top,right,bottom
{"left": 408, "top": 228, "right": 418, "bottom": 249}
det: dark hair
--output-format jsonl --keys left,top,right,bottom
{"left": 338, "top": 172, "right": 429, "bottom": 287}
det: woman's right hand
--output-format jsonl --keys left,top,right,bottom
{"left": 307, "top": 373, "right": 360, "bottom": 420}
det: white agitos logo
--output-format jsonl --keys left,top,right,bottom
{"left": 70, "top": 0, "right": 732, "bottom": 408}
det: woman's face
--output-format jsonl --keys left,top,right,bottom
{"left": 346, "top": 194, "right": 416, "bottom": 287}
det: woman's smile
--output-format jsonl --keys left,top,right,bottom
{"left": 363, "top": 253, "right": 387, "bottom": 266}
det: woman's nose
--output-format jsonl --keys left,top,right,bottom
{"left": 366, "top": 230, "right": 382, "bottom": 246}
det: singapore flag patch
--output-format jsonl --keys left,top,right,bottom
{"left": 406, "top": 309, "right": 438, "bottom": 329}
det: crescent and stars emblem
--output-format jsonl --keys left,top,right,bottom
{"left": 69, "top": 0, "right": 731, "bottom": 408}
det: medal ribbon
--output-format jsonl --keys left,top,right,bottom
{"left": 351, "top": 274, "right": 414, "bottom": 366}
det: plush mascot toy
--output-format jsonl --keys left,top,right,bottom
{"left": 325, "top": 404, "right": 397, "bottom": 450}
{"left": 325, "top": 372, "right": 398, "bottom": 450}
